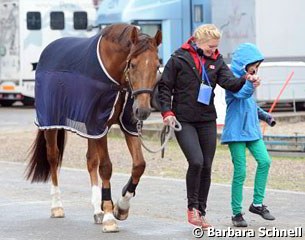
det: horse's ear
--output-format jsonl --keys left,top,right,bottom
{"left": 130, "top": 27, "right": 139, "bottom": 45}
{"left": 154, "top": 30, "right": 162, "bottom": 47}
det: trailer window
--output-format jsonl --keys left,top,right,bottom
{"left": 50, "top": 12, "right": 65, "bottom": 30}
{"left": 131, "top": 21, "right": 161, "bottom": 38}
{"left": 27, "top": 12, "right": 41, "bottom": 30}
{"left": 194, "top": 4, "right": 203, "bottom": 23}
{"left": 73, "top": 12, "right": 88, "bottom": 30}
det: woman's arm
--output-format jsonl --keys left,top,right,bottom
{"left": 217, "top": 60, "right": 246, "bottom": 92}
{"left": 158, "top": 58, "right": 178, "bottom": 113}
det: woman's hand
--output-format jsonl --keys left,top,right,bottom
{"left": 163, "top": 115, "right": 177, "bottom": 127}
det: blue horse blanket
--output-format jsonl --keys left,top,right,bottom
{"left": 35, "top": 34, "right": 137, "bottom": 138}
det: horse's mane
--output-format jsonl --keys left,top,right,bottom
{"left": 101, "top": 23, "right": 157, "bottom": 59}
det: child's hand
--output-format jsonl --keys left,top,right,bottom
{"left": 247, "top": 74, "right": 261, "bottom": 87}
{"left": 267, "top": 116, "right": 276, "bottom": 127}
{"left": 247, "top": 74, "right": 260, "bottom": 82}
{"left": 253, "top": 79, "right": 261, "bottom": 88}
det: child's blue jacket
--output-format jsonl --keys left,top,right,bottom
{"left": 221, "top": 43, "right": 269, "bottom": 143}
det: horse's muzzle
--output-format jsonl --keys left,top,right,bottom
{"left": 134, "top": 107, "right": 151, "bottom": 121}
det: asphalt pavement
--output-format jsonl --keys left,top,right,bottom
{"left": 0, "top": 161, "right": 304, "bottom": 240}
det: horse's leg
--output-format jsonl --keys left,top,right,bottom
{"left": 45, "top": 129, "right": 65, "bottom": 218}
{"left": 114, "top": 134, "right": 146, "bottom": 221}
{"left": 87, "top": 139, "right": 104, "bottom": 224}
{"left": 94, "top": 137, "right": 118, "bottom": 232}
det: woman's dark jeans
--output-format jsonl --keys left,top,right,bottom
{"left": 175, "top": 120, "right": 217, "bottom": 215}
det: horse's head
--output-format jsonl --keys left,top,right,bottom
{"left": 125, "top": 27, "right": 162, "bottom": 121}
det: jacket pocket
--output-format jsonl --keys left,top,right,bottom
{"left": 242, "top": 112, "right": 248, "bottom": 133}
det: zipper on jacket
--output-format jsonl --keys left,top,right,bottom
{"left": 175, "top": 55, "right": 202, "bottom": 83}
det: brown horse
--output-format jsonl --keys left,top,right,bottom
{"left": 25, "top": 23, "right": 162, "bottom": 232}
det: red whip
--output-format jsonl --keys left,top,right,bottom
{"left": 262, "top": 71, "right": 294, "bottom": 134}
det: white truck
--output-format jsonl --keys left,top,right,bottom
{"left": 0, "top": 0, "right": 97, "bottom": 106}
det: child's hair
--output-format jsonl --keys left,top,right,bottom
{"left": 193, "top": 24, "right": 221, "bottom": 43}
{"left": 245, "top": 60, "right": 263, "bottom": 74}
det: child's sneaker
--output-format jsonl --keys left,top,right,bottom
{"left": 249, "top": 204, "right": 275, "bottom": 220}
{"left": 232, "top": 213, "right": 248, "bottom": 227}
{"left": 187, "top": 208, "right": 202, "bottom": 226}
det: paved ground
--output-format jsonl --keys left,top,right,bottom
{"left": 0, "top": 161, "right": 304, "bottom": 240}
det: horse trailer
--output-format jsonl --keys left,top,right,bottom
{"left": 96, "top": 0, "right": 210, "bottom": 65}
{"left": 96, "top": 0, "right": 305, "bottom": 116}
{"left": 96, "top": 0, "right": 305, "bottom": 64}
{"left": 0, "top": 0, "right": 97, "bottom": 106}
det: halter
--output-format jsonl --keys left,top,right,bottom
{"left": 123, "top": 59, "right": 154, "bottom": 97}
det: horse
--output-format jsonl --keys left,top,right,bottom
{"left": 25, "top": 23, "right": 162, "bottom": 233}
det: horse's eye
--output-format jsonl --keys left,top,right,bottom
{"left": 130, "top": 63, "right": 136, "bottom": 69}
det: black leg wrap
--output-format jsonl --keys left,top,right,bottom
{"left": 101, "top": 187, "right": 112, "bottom": 201}
{"left": 122, "top": 177, "right": 138, "bottom": 197}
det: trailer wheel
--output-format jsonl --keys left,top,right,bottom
{"left": 0, "top": 100, "right": 14, "bottom": 107}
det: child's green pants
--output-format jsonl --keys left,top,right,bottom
{"left": 229, "top": 139, "right": 271, "bottom": 215}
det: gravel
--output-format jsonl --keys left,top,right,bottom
{"left": 1, "top": 118, "right": 304, "bottom": 192}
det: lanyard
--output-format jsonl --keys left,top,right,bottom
{"left": 197, "top": 55, "right": 211, "bottom": 86}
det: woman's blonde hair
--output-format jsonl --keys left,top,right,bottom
{"left": 193, "top": 24, "right": 221, "bottom": 43}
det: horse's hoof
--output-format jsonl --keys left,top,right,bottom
{"left": 102, "top": 219, "right": 119, "bottom": 233}
{"left": 113, "top": 204, "right": 129, "bottom": 221}
{"left": 94, "top": 212, "right": 104, "bottom": 224}
{"left": 51, "top": 207, "right": 65, "bottom": 218}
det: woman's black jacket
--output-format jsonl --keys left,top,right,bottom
{"left": 158, "top": 48, "right": 247, "bottom": 122}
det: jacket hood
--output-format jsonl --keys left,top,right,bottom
{"left": 230, "top": 43, "right": 264, "bottom": 77}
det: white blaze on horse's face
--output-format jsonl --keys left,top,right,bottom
{"left": 127, "top": 27, "right": 162, "bottom": 121}
{"left": 129, "top": 50, "right": 160, "bottom": 121}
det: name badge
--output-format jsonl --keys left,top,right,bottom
{"left": 197, "top": 84, "right": 212, "bottom": 105}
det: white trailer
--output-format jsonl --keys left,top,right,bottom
{"left": 212, "top": 0, "right": 305, "bottom": 62}
{"left": 211, "top": 0, "right": 305, "bottom": 111}
{"left": 0, "top": 0, "right": 97, "bottom": 106}
{"left": 255, "top": 62, "right": 305, "bottom": 110}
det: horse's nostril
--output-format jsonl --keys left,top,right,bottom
{"left": 135, "top": 108, "right": 151, "bottom": 120}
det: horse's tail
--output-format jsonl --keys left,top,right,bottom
{"left": 25, "top": 129, "right": 66, "bottom": 183}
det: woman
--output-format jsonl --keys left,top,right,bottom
{"left": 221, "top": 43, "right": 276, "bottom": 227}
{"left": 158, "top": 24, "right": 257, "bottom": 228}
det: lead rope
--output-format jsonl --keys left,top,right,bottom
{"left": 136, "top": 119, "right": 182, "bottom": 154}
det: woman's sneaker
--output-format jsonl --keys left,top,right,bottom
{"left": 187, "top": 208, "right": 202, "bottom": 226}
{"left": 232, "top": 213, "right": 248, "bottom": 227}
{"left": 249, "top": 204, "right": 275, "bottom": 220}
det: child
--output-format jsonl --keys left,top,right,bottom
{"left": 221, "top": 43, "right": 276, "bottom": 227}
